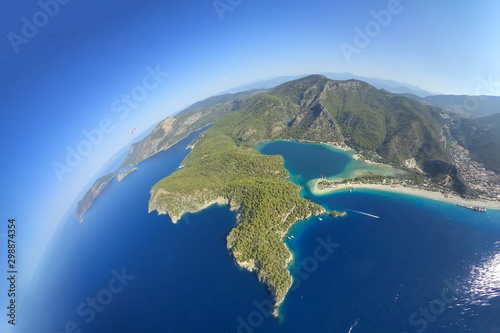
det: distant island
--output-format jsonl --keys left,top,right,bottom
{"left": 76, "top": 172, "right": 117, "bottom": 218}
{"left": 329, "top": 210, "right": 347, "bottom": 218}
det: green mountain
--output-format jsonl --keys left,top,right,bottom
{"left": 213, "top": 75, "right": 451, "bottom": 173}
{"left": 451, "top": 113, "right": 500, "bottom": 174}
{"left": 148, "top": 75, "right": 456, "bottom": 315}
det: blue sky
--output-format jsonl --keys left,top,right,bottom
{"left": 1, "top": 0, "right": 500, "bottom": 328}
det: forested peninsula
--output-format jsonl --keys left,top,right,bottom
{"left": 149, "top": 75, "right": 456, "bottom": 314}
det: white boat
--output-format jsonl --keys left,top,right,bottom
{"left": 319, "top": 218, "right": 323, "bottom": 221}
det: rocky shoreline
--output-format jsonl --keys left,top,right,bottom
{"left": 148, "top": 195, "right": 232, "bottom": 223}
{"left": 151, "top": 193, "right": 325, "bottom": 317}
{"left": 229, "top": 210, "right": 323, "bottom": 317}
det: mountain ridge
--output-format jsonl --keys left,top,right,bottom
{"left": 220, "top": 72, "right": 436, "bottom": 97}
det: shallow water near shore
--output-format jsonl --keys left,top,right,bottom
{"left": 256, "top": 140, "right": 405, "bottom": 192}
{"left": 20, "top": 137, "right": 500, "bottom": 333}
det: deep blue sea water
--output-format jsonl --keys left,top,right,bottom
{"left": 20, "top": 137, "right": 500, "bottom": 333}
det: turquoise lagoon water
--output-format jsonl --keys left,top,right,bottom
{"left": 256, "top": 140, "right": 405, "bottom": 193}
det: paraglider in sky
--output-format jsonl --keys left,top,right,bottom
{"left": 131, "top": 128, "right": 136, "bottom": 134}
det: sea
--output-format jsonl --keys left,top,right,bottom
{"left": 19, "top": 133, "right": 500, "bottom": 333}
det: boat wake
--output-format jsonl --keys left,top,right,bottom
{"left": 345, "top": 209, "right": 380, "bottom": 219}
{"left": 347, "top": 319, "right": 359, "bottom": 333}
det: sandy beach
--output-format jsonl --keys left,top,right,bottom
{"left": 310, "top": 180, "right": 500, "bottom": 210}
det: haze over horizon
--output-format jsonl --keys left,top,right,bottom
{"left": 1, "top": 1, "right": 500, "bottom": 322}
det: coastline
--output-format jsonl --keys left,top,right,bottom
{"left": 230, "top": 209, "right": 324, "bottom": 318}
{"left": 156, "top": 196, "right": 324, "bottom": 317}
{"left": 310, "top": 180, "right": 500, "bottom": 210}
{"left": 117, "top": 167, "right": 138, "bottom": 182}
